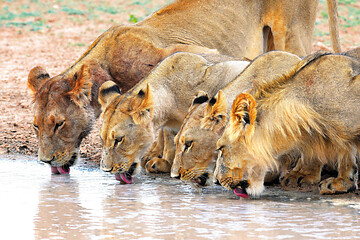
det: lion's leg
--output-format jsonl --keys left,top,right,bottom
{"left": 266, "top": 152, "right": 297, "bottom": 185}
{"left": 145, "top": 128, "right": 177, "bottom": 173}
{"left": 264, "top": 153, "right": 294, "bottom": 184}
{"left": 281, "top": 153, "right": 323, "bottom": 189}
{"left": 141, "top": 128, "right": 165, "bottom": 168}
{"left": 319, "top": 150, "right": 358, "bottom": 195}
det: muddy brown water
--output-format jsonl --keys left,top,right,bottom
{"left": 1, "top": 155, "right": 360, "bottom": 240}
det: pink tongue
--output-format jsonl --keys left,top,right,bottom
{"left": 51, "top": 166, "right": 70, "bottom": 174}
{"left": 51, "top": 166, "right": 60, "bottom": 174}
{"left": 57, "top": 166, "right": 70, "bottom": 174}
{"left": 234, "top": 188, "right": 249, "bottom": 198}
{"left": 115, "top": 173, "right": 133, "bottom": 184}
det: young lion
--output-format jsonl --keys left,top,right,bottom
{"left": 171, "top": 51, "right": 301, "bottom": 187}
{"left": 214, "top": 50, "right": 360, "bottom": 197}
{"left": 27, "top": 0, "right": 337, "bottom": 174}
{"left": 98, "top": 52, "right": 250, "bottom": 183}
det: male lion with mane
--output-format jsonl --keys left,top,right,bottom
{"left": 27, "top": 0, "right": 337, "bottom": 173}
{"left": 214, "top": 49, "right": 360, "bottom": 198}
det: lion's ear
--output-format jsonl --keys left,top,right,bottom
{"left": 188, "top": 91, "right": 209, "bottom": 112}
{"left": 130, "top": 83, "right": 153, "bottom": 124}
{"left": 201, "top": 90, "right": 227, "bottom": 133}
{"left": 68, "top": 65, "right": 93, "bottom": 107}
{"left": 229, "top": 93, "right": 257, "bottom": 141}
{"left": 27, "top": 66, "right": 50, "bottom": 95}
{"left": 98, "top": 81, "right": 121, "bottom": 111}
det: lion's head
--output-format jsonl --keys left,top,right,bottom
{"left": 27, "top": 65, "right": 96, "bottom": 174}
{"left": 214, "top": 93, "right": 271, "bottom": 198}
{"left": 171, "top": 90, "right": 228, "bottom": 187}
{"left": 98, "top": 81, "right": 155, "bottom": 183}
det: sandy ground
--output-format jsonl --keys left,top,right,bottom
{"left": 0, "top": 0, "right": 359, "bottom": 170}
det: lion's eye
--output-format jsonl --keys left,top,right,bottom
{"left": 114, "top": 136, "right": 124, "bottom": 148}
{"left": 54, "top": 121, "right": 64, "bottom": 132}
{"left": 33, "top": 124, "right": 39, "bottom": 130}
{"left": 184, "top": 140, "right": 193, "bottom": 153}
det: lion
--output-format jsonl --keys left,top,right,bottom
{"left": 214, "top": 49, "right": 360, "bottom": 198}
{"left": 98, "top": 52, "right": 250, "bottom": 183}
{"left": 171, "top": 51, "right": 302, "bottom": 187}
{"left": 281, "top": 47, "right": 360, "bottom": 189}
{"left": 27, "top": 0, "right": 338, "bottom": 173}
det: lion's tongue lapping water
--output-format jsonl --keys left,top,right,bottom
{"left": 115, "top": 173, "right": 133, "bottom": 184}
{"left": 114, "top": 162, "right": 137, "bottom": 184}
{"left": 234, "top": 188, "right": 249, "bottom": 198}
{"left": 51, "top": 166, "right": 70, "bottom": 174}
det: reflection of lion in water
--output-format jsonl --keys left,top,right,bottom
{"left": 215, "top": 50, "right": 360, "bottom": 197}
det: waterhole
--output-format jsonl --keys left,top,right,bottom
{"left": 1, "top": 155, "right": 360, "bottom": 239}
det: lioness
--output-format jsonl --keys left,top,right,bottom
{"left": 27, "top": 0, "right": 337, "bottom": 173}
{"left": 171, "top": 51, "right": 302, "bottom": 187}
{"left": 214, "top": 50, "right": 360, "bottom": 197}
{"left": 98, "top": 52, "right": 250, "bottom": 183}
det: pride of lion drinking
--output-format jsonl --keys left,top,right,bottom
{"left": 27, "top": 0, "right": 360, "bottom": 199}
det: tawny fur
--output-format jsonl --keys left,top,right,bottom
{"left": 27, "top": 0, "right": 339, "bottom": 168}
{"left": 28, "top": 0, "right": 335, "bottom": 168}
{"left": 171, "top": 51, "right": 302, "bottom": 185}
{"left": 215, "top": 49, "right": 360, "bottom": 196}
{"left": 98, "top": 53, "right": 250, "bottom": 176}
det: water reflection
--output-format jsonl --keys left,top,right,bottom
{"left": 1, "top": 156, "right": 360, "bottom": 240}
{"left": 34, "top": 175, "right": 90, "bottom": 240}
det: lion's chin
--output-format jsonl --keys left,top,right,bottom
{"left": 192, "top": 172, "right": 210, "bottom": 188}
{"left": 239, "top": 182, "right": 265, "bottom": 198}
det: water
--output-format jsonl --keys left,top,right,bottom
{"left": 1, "top": 155, "right": 360, "bottom": 240}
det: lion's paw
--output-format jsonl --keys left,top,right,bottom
{"left": 141, "top": 153, "right": 160, "bottom": 168}
{"left": 281, "top": 171, "right": 320, "bottom": 189}
{"left": 145, "top": 157, "right": 171, "bottom": 173}
{"left": 319, "top": 177, "right": 356, "bottom": 195}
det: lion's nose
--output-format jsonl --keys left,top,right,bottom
{"left": 100, "top": 159, "right": 113, "bottom": 172}
{"left": 101, "top": 167, "right": 113, "bottom": 172}
{"left": 170, "top": 171, "right": 181, "bottom": 179}
{"left": 40, "top": 156, "right": 54, "bottom": 164}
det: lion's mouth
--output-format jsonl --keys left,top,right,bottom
{"left": 233, "top": 180, "right": 249, "bottom": 198}
{"left": 192, "top": 173, "right": 209, "bottom": 187}
{"left": 115, "top": 162, "right": 137, "bottom": 184}
{"left": 50, "top": 154, "right": 77, "bottom": 175}
{"left": 234, "top": 188, "right": 249, "bottom": 198}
